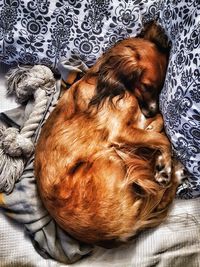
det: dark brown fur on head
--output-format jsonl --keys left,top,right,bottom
{"left": 87, "top": 22, "right": 170, "bottom": 117}
{"left": 34, "top": 22, "right": 179, "bottom": 247}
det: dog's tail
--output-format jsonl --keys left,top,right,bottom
{"left": 138, "top": 21, "right": 170, "bottom": 54}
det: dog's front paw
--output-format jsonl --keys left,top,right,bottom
{"left": 173, "top": 159, "right": 188, "bottom": 185}
{"left": 154, "top": 154, "right": 172, "bottom": 186}
{"left": 146, "top": 115, "right": 164, "bottom": 133}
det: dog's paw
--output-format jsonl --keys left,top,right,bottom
{"left": 154, "top": 154, "right": 172, "bottom": 186}
{"left": 146, "top": 115, "right": 164, "bottom": 133}
{"left": 146, "top": 121, "right": 163, "bottom": 132}
{"left": 173, "top": 160, "right": 188, "bottom": 185}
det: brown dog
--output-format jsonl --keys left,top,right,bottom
{"left": 35, "top": 23, "right": 181, "bottom": 247}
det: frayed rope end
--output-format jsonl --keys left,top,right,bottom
{"left": 6, "top": 65, "right": 56, "bottom": 103}
{"left": 0, "top": 126, "right": 34, "bottom": 157}
{"left": 0, "top": 65, "right": 56, "bottom": 194}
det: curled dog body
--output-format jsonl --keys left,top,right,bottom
{"left": 34, "top": 23, "right": 182, "bottom": 247}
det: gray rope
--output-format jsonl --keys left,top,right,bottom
{"left": 0, "top": 65, "right": 56, "bottom": 194}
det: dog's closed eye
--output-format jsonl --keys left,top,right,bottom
{"left": 140, "top": 83, "right": 154, "bottom": 93}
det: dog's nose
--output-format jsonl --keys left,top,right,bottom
{"left": 140, "top": 100, "right": 158, "bottom": 118}
{"left": 149, "top": 102, "right": 157, "bottom": 113}
{"left": 142, "top": 102, "right": 158, "bottom": 118}
{"left": 142, "top": 109, "right": 155, "bottom": 118}
{"left": 147, "top": 102, "right": 158, "bottom": 117}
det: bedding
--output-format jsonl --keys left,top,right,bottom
{"left": 0, "top": 198, "right": 200, "bottom": 266}
{"left": 0, "top": 66, "right": 93, "bottom": 264}
{"left": 0, "top": 75, "right": 200, "bottom": 264}
{"left": 158, "top": 0, "right": 200, "bottom": 199}
{"left": 0, "top": 0, "right": 156, "bottom": 68}
{"left": 0, "top": 0, "right": 200, "bottom": 266}
{"left": 0, "top": 0, "right": 199, "bottom": 198}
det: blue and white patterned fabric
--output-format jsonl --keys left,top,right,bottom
{"left": 0, "top": 0, "right": 159, "bottom": 68}
{"left": 158, "top": 0, "right": 200, "bottom": 199}
{"left": 0, "top": 0, "right": 199, "bottom": 199}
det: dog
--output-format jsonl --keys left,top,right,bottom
{"left": 34, "top": 23, "right": 183, "bottom": 247}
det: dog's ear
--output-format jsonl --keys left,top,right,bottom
{"left": 138, "top": 21, "right": 170, "bottom": 54}
{"left": 89, "top": 47, "right": 143, "bottom": 107}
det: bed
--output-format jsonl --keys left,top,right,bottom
{"left": 0, "top": 1, "right": 200, "bottom": 266}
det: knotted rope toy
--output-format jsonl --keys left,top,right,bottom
{"left": 0, "top": 65, "right": 56, "bottom": 194}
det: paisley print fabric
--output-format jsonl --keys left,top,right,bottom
{"left": 0, "top": 0, "right": 199, "bottom": 198}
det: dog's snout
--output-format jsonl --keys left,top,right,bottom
{"left": 149, "top": 102, "right": 157, "bottom": 113}
{"left": 146, "top": 102, "right": 158, "bottom": 117}
{"left": 141, "top": 101, "right": 158, "bottom": 118}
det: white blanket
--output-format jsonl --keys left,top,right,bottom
{"left": 0, "top": 199, "right": 200, "bottom": 266}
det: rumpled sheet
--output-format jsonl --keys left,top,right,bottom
{"left": 0, "top": 198, "right": 200, "bottom": 267}
{"left": 0, "top": 61, "right": 200, "bottom": 266}
{"left": 0, "top": 77, "right": 93, "bottom": 264}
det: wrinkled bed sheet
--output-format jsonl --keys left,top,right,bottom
{"left": 0, "top": 199, "right": 200, "bottom": 267}
{"left": 0, "top": 62, "right": 200, "bottom": 266}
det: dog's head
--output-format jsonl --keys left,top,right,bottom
{"left": 89, "top": 23, "right": 169, "bottom": 117}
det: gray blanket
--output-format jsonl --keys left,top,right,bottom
{"left": 0, "top": 80, "right": 93, "bottom": 264}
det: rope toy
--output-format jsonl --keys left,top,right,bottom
{"left": 0, "top": 65, "right": 56, "bottom": 194}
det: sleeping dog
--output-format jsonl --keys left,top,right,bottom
{"left": 34, "top": 23, "right": 183, "bottom": 247}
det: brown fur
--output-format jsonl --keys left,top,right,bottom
{"left": 35, "top": 24, "right": 179, "bottom": 246}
